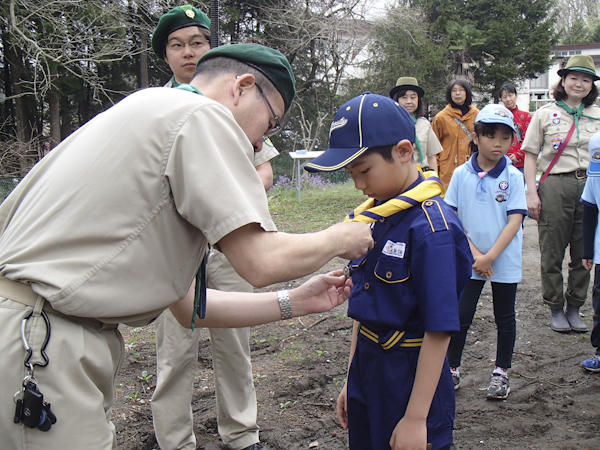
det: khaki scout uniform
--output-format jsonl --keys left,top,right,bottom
{"left": 414, "top": 117, "right": 444, "bottom": 167}
{"left": 522, "top": 102, "right": 600, "bottom": 309}
{"left": 152, "top": 138, "right": 279, "bottom": 450}
{"left": 0, "top": 87, "right": 274, "bottom": 449}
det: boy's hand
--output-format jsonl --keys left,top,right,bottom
{"left": 336, "top": 383, "right": 349, "bottom": 430}
{"left": 389, "top": 416, "right": 428, "bottom": 450}
{"left": 583, "top": 259, "right": 594, "bottom": 271}
{"left": 472, "top": 254, "right": 494, "bottom": 278}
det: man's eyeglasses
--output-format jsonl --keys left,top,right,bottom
{"left": 255, "top": 83, "right": 282, "bottom": 137}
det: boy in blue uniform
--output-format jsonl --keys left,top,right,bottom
{"left": 580, "top": 131, "right": 600, "bottom": 372}
{"left": 445, "top": 104, "right": 527, "bottom": 399}
{"left": 305, "top": 93, "right": 473, "bottom": 450}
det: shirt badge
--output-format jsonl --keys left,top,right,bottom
{"left": 552, "top": 135, "right": 563, "bottom": 150}
{"left": 499, "top": 181, "right": 509, "bottom": 190}
{"left": 382, "top": 240, "right": 406, "bottom": 259}
{"left": 552, "top": 118, "right": 561, "bottom": 125}
{"left": 550, "top": 111, "right": 561, "bottom": 120}
{"left": 495, "top": 193, "right": 507, "bottom": 203}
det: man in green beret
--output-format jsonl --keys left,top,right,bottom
{"left": 150, "top": 6, "right": 275, "bottom": 450}
{"left": 0, "top": 42, "right": 374, "bottom": 448}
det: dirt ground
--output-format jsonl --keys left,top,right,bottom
{"left": 114, "top": 217, "right": 600, "bottom": 450}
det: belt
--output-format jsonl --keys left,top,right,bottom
{"left": 549, "top": 170, "right": 587, "bottom": 179}
{"left": 0, "top": 277, "right": 118, "bottom": 330}
{"left": 359, "top": 325, "right": 423, "bottom": 350}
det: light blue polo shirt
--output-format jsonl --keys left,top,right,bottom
{"left": 445, "top": 154, "right": 527, "bottom": 283}
{"left": 581, "top": 177, "right": 600, "bottom": 263}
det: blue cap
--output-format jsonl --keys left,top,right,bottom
{"left": 305, "top": 92, "right": 415, "bottom": 172}
{"left": 588, "top": 131, "right": 600, "bottom": 177}
{"left": 475, "top": 104, "right": 517, "bottom": 133}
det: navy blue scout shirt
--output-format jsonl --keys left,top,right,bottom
{"left": 348, "top": 176, "right": 473, "bottom": 335}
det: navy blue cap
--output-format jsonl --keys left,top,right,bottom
{"left": 305, "top": 92, "right": 415, "bottom": 172}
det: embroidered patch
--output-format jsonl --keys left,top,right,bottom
{"left": 382, "top": 240, "right": 406, "bottom": 259}
{"left": 495, "top": 193, "right": 507, "bottom": 203}
{"left": 330, "top": 117, "right": 348, "bottom": 134}
{"left": 552, "top": 118, "right": 561, "bottom": 125}
{"left": 552, "top": 135, "right": 563, "bottom": 150}
{"left": 499, "top": 181, "right": 509, "bottom": 190}
{"left": 550, "top": 111, "right": 561, "bottom": 120}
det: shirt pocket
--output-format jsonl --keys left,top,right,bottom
{"left": 585, "top": 121, "right": 600, "bottom": 134}
{"left": 374, "top": 257, "right": 410, "bottom": 284}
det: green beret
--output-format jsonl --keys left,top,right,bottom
{"left": 152, "top": 5, "right": 210, "bottom": 59}
{"left": 198, "top": 44, "right": 296, "bottom": 113}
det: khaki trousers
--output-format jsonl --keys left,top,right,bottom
{"left": 152, "top": 250, "right": 258, "bottom": 450}
{"left": 0, "top": 297, "right": 124, "bottom": 450}
{"left": 537, "top": 174, "right": 590, "bottom": 309}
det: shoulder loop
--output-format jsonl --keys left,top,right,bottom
{"left": 421, "top": 199, "right": 449, "bottom": 233}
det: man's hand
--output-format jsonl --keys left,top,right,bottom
{"left": 583, "top": 259, "right": 594, "bottom": 271}
{"left": 330, "top": 222, "right": 374, "bottom": 260}
{"left": 290, "top": 270, "right": 353, "bottom": 317}
{"left": 527, "top": 190, "right": 541, "bottom": 222}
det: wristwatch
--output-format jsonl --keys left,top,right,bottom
{"left": 277, "top": 290, "right": 293, "bottom": 320}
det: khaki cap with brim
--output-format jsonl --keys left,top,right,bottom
{"left": 557, "top": 54, "right": 600, "bottom": 82}
{"left": 152, "top": 5, "right": 210, "bottom": 59}
{"left": 197, "top": 44, "right": 296, "bottom": 113}
{"left": 389, "top": 76, "right": 425, "bottom": 99}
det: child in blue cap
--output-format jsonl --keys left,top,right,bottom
{"left": 444, "top": 104, "right": 527, "bottom": 399}
{"left": 580, "top": 131, "right": 600, "bottom": 372}
{"left": 305, "top": 92, "right": 473, "bottom": 450}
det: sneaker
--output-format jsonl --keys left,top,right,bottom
{"left": 450, "top": 367, "right": 460, "bottom": 390}
{"left": 582, "top": 355, "right": 600, "bottom": 372}
{"left": 486, "top": 374, "right": 510, "bottom": 399}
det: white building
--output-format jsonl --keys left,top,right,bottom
{"left": 522, "top": 43, "right": 600, "bottom": 111}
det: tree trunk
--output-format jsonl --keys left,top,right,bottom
{"left": 138, "top": 28, "right": 149, "bottom": 89}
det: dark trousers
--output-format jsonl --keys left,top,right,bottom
{"left": 447, "top": 279, "right": 517, "bottom": 369}
{"left": 592, "top": 265, "right": 600, "bottom": 355}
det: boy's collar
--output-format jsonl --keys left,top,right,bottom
{"left": 470, "top": 152, "right": 507, "bottom": 178}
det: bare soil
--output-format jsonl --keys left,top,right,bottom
{"left": 114, "top": 217, "right": 600, "bottom": 450}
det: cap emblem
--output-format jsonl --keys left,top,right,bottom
{"left": 185, "top": 9, "right": 195, "bottom": 18}
{"left": 495, "top": 110, "right": 507, "bottom": 117}
{"left": 330, "top": 117, "right": 348, "bottom": 133}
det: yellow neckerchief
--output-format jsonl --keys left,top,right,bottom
{"left": 344, "top": 170, "right": 445, "bottom": 223}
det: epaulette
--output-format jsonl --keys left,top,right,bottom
{"left": 421, "top": 199, "right": 449, "bottom": 233}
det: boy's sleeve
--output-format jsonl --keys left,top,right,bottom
{"left": 411, "top": 209, "right": 471, "bottom": 332}
{"left": 506, "top": 170, "right": 527, "bottom": 216}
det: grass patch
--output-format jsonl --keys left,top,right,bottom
{"left": 268, "top": 180, "right": 366, "bottom": 233}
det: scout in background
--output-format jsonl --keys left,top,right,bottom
{"left": 390, "top": 76, "right": 443, "bottom": 172}
{"left": 580, "top": 131, "right": 600, "bottom": 372}
{"left": 499, "top": 82, "right": 531, "bottom": 174}
{"left": 445, "top": 104, "right": 527, "bottom": 400}
{"left": 523, "top": 55, "right": 600, "bottom": 333}
{"left": 150, "top": 6, "right": 274, "bottom": 450}
{"left": 305, "top": 92, "right": 473, "bottom": 450}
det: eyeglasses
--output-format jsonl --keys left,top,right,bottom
{"left": 166, "top": 38, "right": 209, "bottom": 52}
{"left": 255, "top": 83, "right": 282, "bottom": 137}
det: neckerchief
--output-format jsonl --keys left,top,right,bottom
{"left": 413, "top": 114, "right": 424, "bottom": 165}
{"left": 470, "top": 151, "right": 507, "bottom": 195}
{"left": 173, "top": 82, "right": 207, "bottom": 329}
{"left": 556, "top": 101, "right": 600, "bottom": 142}
{"left": 344, "top": 171, "right": 445, "bottom": 223}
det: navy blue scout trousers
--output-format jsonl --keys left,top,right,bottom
{"left": 447, "top": 279, "right": 517, "bottom": 370}
{"left": 591, "top": 265, "right": 600, "bottom": 355}
{"left": 347, "top": 333, "right": 455, "bottom": 450}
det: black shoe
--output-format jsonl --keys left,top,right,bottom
{"left": 241, "top": 444, "right": 267, "bottom": 450}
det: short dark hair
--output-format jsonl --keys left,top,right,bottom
{"left": 552, "top": 75, "right": 599, "bottom": 107}
{"left": 446, "top": 79, "right": 472, "bottom": 106}
{"left": 499, "top": 82, "right": 517, "bottom": 97}
{"left": 469, "top": 122, "right": 514, "bottom": 155}
{"left": 363, "top": 144, "right": 395, "bottom": 163}
{"left": 392, "top": 88, "right": 425, "bottom": 118}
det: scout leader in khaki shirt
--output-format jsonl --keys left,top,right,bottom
{"left": 0, "top": 45, "right": 373, "bottom": 326}
{"left": 522, "top": 102, "right": 600, "bottom": 175}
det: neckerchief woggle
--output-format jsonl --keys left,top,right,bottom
{"left": 175, "top": 83, "right": 208, "bottom": 330}
{"left": 555, "top": 100, "right": 600, "bottom": 142}
{"left": 344, "top": 170, "right": 445, "bottom": 224}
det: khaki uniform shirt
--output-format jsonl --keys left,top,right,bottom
{"left": 522, "top": 102, "right": 600, "bottom": 174}
{"left": 414, "top": 117, "right": 444, "bottom": 165}
{"left": 0, "top": 88, "right": 275, "bottom": 324}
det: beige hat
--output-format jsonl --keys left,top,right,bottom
{"left": 389, "top": 77, "right": 425, "bottom": 100}
{"left": 557, "top": 54, "right": 599, "bottom": 81}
